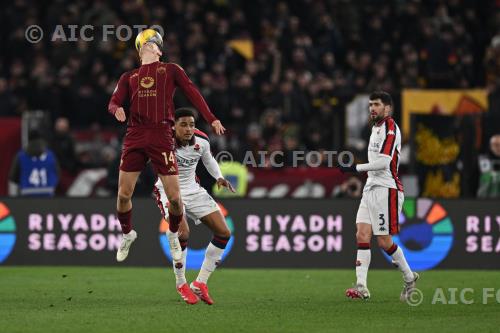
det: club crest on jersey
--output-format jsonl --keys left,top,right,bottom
{"left": 140, "top": 76, "right": 155, "bottom": 89}
{"left": 157, "top": 66, "right": 166, "bottom": 74}
{"left": 194, "top": 144, "right": 200, "bottom": 151}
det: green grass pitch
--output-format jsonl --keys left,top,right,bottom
{"left": 1, "top": 267, "right": 499, "bottom": 332}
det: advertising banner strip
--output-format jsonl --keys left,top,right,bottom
{"left": 1, "top": 198, "right": 499, "bottom": 269}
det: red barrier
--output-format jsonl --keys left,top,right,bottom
{"left": 247, "top": 167, "right": 353, "bottom": 198}
{"left": 0, "top": 118, "right": 21, "bottom": 195}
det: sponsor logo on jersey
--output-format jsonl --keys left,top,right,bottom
{"left": 140, "top": 76, "right": 155, "bottom": 89}
{"left": 176, "top": 156, "right": 199, "bottom": 168}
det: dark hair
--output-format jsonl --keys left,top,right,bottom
{"left": 369, "top": 91, "right": 393, "bottom": 107}
{"left": 175, "top": 107, "right": 198, "bottom": 121}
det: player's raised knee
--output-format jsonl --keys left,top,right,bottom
{"left": 117, "top": 189, "right": 133, "bottom": 204}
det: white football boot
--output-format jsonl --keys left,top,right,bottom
{"left": 116, "top": 230, "right": 137, "bottom": 262}
{"left": 400, "top": 272, "right": 420, "bottom": 302}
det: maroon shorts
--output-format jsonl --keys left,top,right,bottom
{"left": 120, "top": 126, "right": 178, "bottom": 175}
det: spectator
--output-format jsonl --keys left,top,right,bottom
{"left": 0, "top": 78, "right": 18, "bottom": 116}
{"left": 50, "top": 117, "right": 79, "bottom": 173}
{"left": 0, "top": 0, "right": 496, "bottom": 192}
{"left": 477, "top": 134, "right": 500, "bottom": 197}
{"left": 9, "top": 130, "right": 60, "bottom": 197}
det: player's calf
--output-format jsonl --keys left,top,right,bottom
{"left": 382, "top": 241, "right": 415, "bottom": 283}
{"left": 198, "top": 234, "right": 230, "bottom": 281}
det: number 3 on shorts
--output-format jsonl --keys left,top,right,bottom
{"left": 378, "top": 213, "right": 385, "bottom": 226}
{"left": 162, "top": 151, "right": 175, "bottom": 165}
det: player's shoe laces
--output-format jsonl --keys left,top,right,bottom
{"left": 345, "top": 284, "right": 371, "bottom": 300}
{"left": 190, "top": 281, "right": 214, "bottom": 305}
{"left": 400, "top": 272, "right": 420, "bottom": 302}
{"left": 177, "top": 283, "right": 199, "bottom": 305}
{"left": 116, "top": 230, "right": 137, "bottom": 262}
{"left": 166, "top": 230, "right": 183, "bottom": 262}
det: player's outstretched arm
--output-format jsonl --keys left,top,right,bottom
{"left": 200, "top": 139, "right": 234, "bottom": 192}
{"left": 108, "top": 72, "right": 130, "bottom": 122}
{"left": 339, "top": 154, "right": 391, "bottom": 173}
{"left": 201, "top": 139, "right": 223, "bottom": 179}
{"left": 172, "top": 64, "right": 225, "bottom": 135}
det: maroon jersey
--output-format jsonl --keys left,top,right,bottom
{"left": 108, "top": 61, "right": 217, "bottom": 127}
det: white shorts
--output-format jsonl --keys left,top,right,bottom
{"left": 356, "top": 186, "right": 404, "bottom": 236}
{"left": 153, "top": 186, "right": 220, "bottom": 225}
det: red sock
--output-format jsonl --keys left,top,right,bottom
{"left": 168, "top": 211, "right": 183, "bottom": 233}
{"left": 385, "top": 243, "right": 398, "bottom": 256}
{"left": 117, "top": 209, "right": 132, "bottom": 234}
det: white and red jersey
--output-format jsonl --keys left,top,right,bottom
{"left": 364, "top": 117, "right": 404, "bottom": 192}
{"left": 154, "top": 129, "right": 222, "bottom": 195}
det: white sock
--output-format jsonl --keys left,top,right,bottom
{"left": 174, "top": 248, "right": 187, "bottom": 287}
{"left": 356, "top": 248, "right": 371, "bottom": 287}
{"left": 196, "top": 242, "right": 224, "bottom": 284}
{"left": 123, "top": 230, "right": 135, "bottom": 239}
{"left": 167, "top": 231, "right": 178, "bottom": 239}
{"left": 391, "top": 246, "right": 414, "bottom": 282}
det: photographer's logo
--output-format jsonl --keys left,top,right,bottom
{"left": 158, "top": 203, "right": 234, "bottom": 269}
{"left": 384, "top": 198, "right": 453, "bottom": 270}
{"left": 0, "top": 202, "right": 17, "bottom": 264}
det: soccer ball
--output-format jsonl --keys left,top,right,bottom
{"left": 135, "top": 29, "right": 163, "bottom": 52}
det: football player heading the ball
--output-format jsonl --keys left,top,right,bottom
{"left": 108, "top": 29, "right": 225, "bottom": 269}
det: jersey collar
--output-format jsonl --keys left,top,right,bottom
{"left": 376, "top": 116, "right": 391, "bottom": 127}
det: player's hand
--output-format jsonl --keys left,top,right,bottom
{"left": 115, "top": 107, "right": 126, "bottom": 122}
{"left": 216, "top": 178, "right": 235, "bottom": 193}
{"left": 338, "top": 164, "right": 357, "bottom": 173}
{"left": 211, "top": 120, "right": 226, "bottom": 135}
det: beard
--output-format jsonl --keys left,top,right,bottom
{"left": 368, "top": 114, "right": 384, "bottom": 127}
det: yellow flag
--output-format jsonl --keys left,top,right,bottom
{"left": 229, "top": 39, "right": 254, "bottom": 60}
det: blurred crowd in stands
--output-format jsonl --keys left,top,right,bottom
{"left": 1, "top": 0, "right": 500, "bottom": 197}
